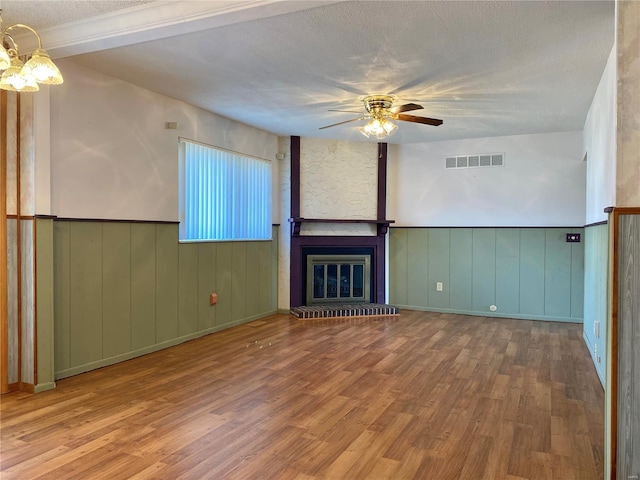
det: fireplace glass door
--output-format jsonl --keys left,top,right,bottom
{"left": 306, "top": 255, "right": 370, "bottom": 305}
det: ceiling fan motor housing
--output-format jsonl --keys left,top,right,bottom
{"left": 363, "top": 95, "right": 394, "bottom": 116}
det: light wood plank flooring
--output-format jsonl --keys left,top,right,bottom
{"left": 0, "top": 310, "right": 604, "bottom": 479}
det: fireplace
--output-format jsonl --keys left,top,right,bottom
{"left": 306, "top": 254, "right": 371, "bottom": 305}
{"left": 290, "top": 237, "right": 384, "bottom": 307}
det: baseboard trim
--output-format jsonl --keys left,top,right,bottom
{"left": 395, "top": 305, "right": 583, "bottom": 324}
{"left": 34, "top": 382, "right": 57, "bottom": 393}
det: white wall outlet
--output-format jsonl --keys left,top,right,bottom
{"left": 436, "top": 282, "right": 443, "bottom": 291}
{"left": 594, "top": 320, "right": 600, "bottom": 338}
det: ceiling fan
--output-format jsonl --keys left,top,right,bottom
{"left": 319, "top": 95, "right": 443, "bottom": 139}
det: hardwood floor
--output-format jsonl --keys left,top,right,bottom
{"left": 0, "top": 310, "right": 604, "bottom": 479}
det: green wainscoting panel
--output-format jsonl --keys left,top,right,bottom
{"left": 35, "top": 218, "right": 55, "bottom": 390}
{"left": 583, "top": 224, "right": 608, "bottom": 385}
{"left": 131, "top": 224, "right": 156, "bottom": 350}
{"left": 389, "top": 228, "right": 408, "bottom": 306}
{"left": 519, "top": 229, "right": 546, "bottom": 316}
{"left": 69, "top": 222, "right": 103, "bottom": 367}
{"left": 570, "top": 228, "right": 585, "bottom": 320}
{"left": 53, "top": 221, "right": 71, "bottom": 373}
{"left": 259, "top": 241, "right": 272, "bottom": 315}
{"left": 245, "top": 242, "right": 261, "bottom": 318}
{"left": 155, "top": 224, "right": 179, "bottom": 342}
{"left": 495, "top": 229, "right": 520, "bottom": 315}
{"left": 215, "top": 242, "right": 233, "bottom": 326}
{"left": 197, "top": 243, "right": 217, "bottom": 331}
{"left": 544, "top": 228, "right": 572, "bottom": 318}
{"left": 178, "top": 242, "right": 199, "bottom": 336}
{"left": 472, "top": 229, "right": 496, "bottom": 312}
{"left": 102, "top": 223, "right": 132, "bottom": 358}
{"left": 407, "top": 229, "right": 429, "bottom": 308}
{"left": 51, "top": 220, "right": 277, "bottom": 380}
{"left": 449, "top": 228, "right": 473, "bottom": 311}
{"left": 427, "top": 229, "right": 450, "bottom": 309}
{"left": 389, "top": 226, "right": 584, "bottom": 323}
{"left": 231, "top": 242, "right": 248, "bottom": 322}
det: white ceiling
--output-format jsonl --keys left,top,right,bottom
{"left": 2, "top": 0, "right": 615, "bottom": 144}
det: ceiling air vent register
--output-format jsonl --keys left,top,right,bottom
{"left": 445, "top": 153, "right": 505, "bottom": 169}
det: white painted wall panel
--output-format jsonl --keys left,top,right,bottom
{"left": 389, "top": 131, "right": 586, "bottom": 227}
{"left": 50, "top": 60, "right": 279, "bottom": 222}
{"left": 583, "top": 47, "right": 616, "bottom": 224}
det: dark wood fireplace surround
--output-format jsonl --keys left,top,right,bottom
{"left": 288, "top": 137, "right": 393, "bottom": 307}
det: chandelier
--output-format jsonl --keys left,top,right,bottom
{"left": 0, "top": 13, "right": 63, "bottom": 92}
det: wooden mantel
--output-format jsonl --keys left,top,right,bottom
{"left": 288, "top": 217, "right": 395, "bottom": 236}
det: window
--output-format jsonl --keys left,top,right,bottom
{"left": 179, "top": 139, "right": 271, "bottom": 241}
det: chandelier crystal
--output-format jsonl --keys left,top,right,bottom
{"left": 0, "top": 14, "right": 63, "bottom": 92}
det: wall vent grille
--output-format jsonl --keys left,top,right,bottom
{"left": 445, "top": 153, "right": 505, "bottom": 169}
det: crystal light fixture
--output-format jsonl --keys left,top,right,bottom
{"left": 0, "top": 11, "right": 63, "bottom": 92}
{"left": 359, "top": 115, "right": 398, "bottom": 140}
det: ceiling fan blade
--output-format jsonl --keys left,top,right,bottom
{"left": 319, "top": 117, "right": 367, "bottom": 130}
{"left": 396, "top": 113, "right": 443, "bottom": 126}
{"left": 392, "top": 103, "right": 424, "bottom": 114}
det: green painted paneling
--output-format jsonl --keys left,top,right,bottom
{"left": 178, "top": 243, "right": 199, "bottom": 336}
{"left": 570, "top": 228, "right": 585, "bottom": 320}
{"left": 389, "top": 228, "right": 408, "bottom": 306}
{"left": 102, "top": 223, "right": 132, "bottom": 358}
{"left": 35, "top": 218, "right": 55, "bottom": 387}
{"left": 583, "top": 224, "right": 608, "bottom": 385}
{"left": 245, "top": 242, "right": 261, "bottom": 318}
{"left": 260, "top": 241, "right": 273, "bottom": 314}
{"left": 449, "top": 229, "right": 472, "bottom": 311}
{"left": 495, "top": 229, "right": 520, "bottom": 315}
{"left": 131, "top": 224, "right": 156, "bottom": 350}
{"left": 544, "top": 228, "right": 572, "bottom": 318}
{"left": 155, "top": 224, "right": 178, "bottom": 342}
{"left": 271, "top": 227, "right": 279, "bottom": 309}
{"left": 52, "top": 220, "right": 277, "bottom": 380}
{"left": 197, "top": 243, "right": 217, "bottom": 331}
{"left": 519, "top": 229, "right": 545, "bottom": 316}
{"left": 389, "top": 226, "right": 584, "bottom": 323}
{"left": 53, "top": 221, "right": 71, "bottom": 373}
{"left": 232, "top": 242, "right": 248, "bottom": 322}
{"left": 69, "top": 222, "right": 103, "bottom": 367}
{"left": 407, "top": 229, "right": 429, "bottom": 308}
{"left": 215, "top": 242, "right": 233, "bottom": 325}
{"left": 472, "top": 229, "right": 496, "bottom": 312}
{"left": 427, "top": 229, "right": 450, "bottom": 309}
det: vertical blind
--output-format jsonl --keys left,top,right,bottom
{"left": 179, "top": 139, "right": 271, "bottom": 241}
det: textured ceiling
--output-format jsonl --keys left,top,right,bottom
{"left": 0, "top": 0, "right": 157, "bottom": 29}
{"left": 2, "top": 1, "right": 615, "bottom": 144}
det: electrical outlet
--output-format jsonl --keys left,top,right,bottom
{"left": 436, "top": 282, "right": 443, "bottom": 291}
{"left": 594, "top": 321, "right": 600, "bottom": 338}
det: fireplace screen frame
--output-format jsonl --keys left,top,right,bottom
{"left": 306, "top": 254, "right": 371, "bottom": 305}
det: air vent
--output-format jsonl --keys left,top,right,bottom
{"left": 445, "top": 153, "right": 505, "bottom": 169}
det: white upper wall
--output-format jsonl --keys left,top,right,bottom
{"left": 49, "top": 60, "right": 279, "bottom": 222}
{"left": 389, "top": 131, "right": 586, "bottom": 227}
{"left": 583, "top": 46, "right": 617, "bottom": 224}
